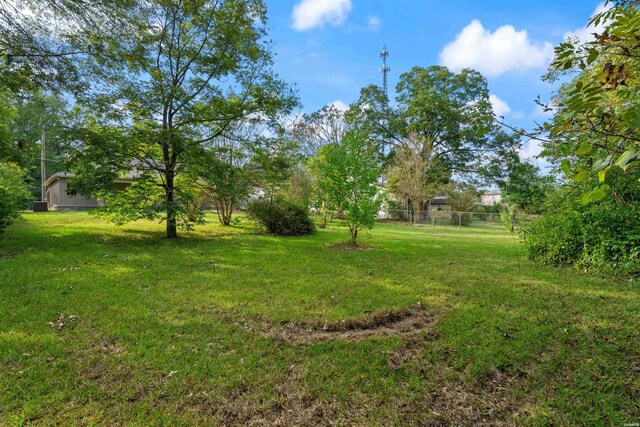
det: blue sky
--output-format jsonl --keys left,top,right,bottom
{"left": 263, "top": 0, "right": 607, "bottom": 163}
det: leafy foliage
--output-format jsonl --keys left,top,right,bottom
{"left": 92, "top": 173, "right": 167, "bottom": 225}
{"left": 67, "top": 0, "right": 297, "bottom": 238}
{"left": 0, "top": 162, "right": 29, "bottom": 235}
{"left": 246, "top": 197, "right": 315, "bottom": 236}
{"left": 348, "top": 66, "right": 505, "bottom": 174}
{"left": 522, "top": 177, "right": 640, "bottom": 277}
{"left": 386, "top": 133, "right": 449, "bottom": 223}
{"left": 312, "top": 131, "right": 381, "bottom": 245}
{"left": 249, "top": 136, "right": 300, "bottom": 201}
{"left": 188, "top": 129, "right": 254, "bottom": 226}
{"left": 543, "top": 1, "right": 640, "bottom": 204}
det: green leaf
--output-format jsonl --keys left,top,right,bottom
{"left": 575, "top": 169, "right": 589, "bottom": 182}
{"left": 586, "top": 50, "right": 599, "bottom": 65}
{"left": 591, "top": 184, "right": 610, "bottom": 202}
{"left": 561, "top": 159, "right": 572, "bottom": 176}
{"left": 615, "top": 150, "right": 637, "bottom": 171}
{"left": 598, "top": 169, "right": 606, "bottom": 182}
{"left": 623, "top": 109, "right": 640, "bottom": 128}
{"left": 581, "top": 185, "right": 610, "bottom": 205}
{"left": 575, "top": 142, "right": 593, "bottom": 155}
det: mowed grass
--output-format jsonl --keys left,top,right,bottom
{"left": 0, "top": 211, "right": 638, "bottom": 425}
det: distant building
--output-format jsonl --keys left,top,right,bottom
{"left": 43, "top": 172, "right": 134, "bottom": 211}
{"left": 481, "top": 189, "right": 502, "bottom": 206}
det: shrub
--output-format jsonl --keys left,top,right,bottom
{"left": 521, "top": 190, "right": 640, "bottom": 277}
{"left": 246, "top": 198, "right": 316, "bottom": 236}
{"left": 0, "top": 163, "right": 29, "bottom": 235}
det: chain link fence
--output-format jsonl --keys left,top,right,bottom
{"left": 380, "top": 209, "right": 503, "bottom": 227}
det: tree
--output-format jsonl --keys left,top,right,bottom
{"left": 349, "top": 66, "right": 499, "bottom": 172}
{"left": 282, "top": 167, "right": 313, "bottom": 207}
{"left": 314, "top": 131, "right": 381, "bottom": 245}
{"left": 0, "top": 162, "right": 29, "bottom": 235}
{"left": 249, "top": 135, "right": 299, "bottom": 203}
{"left": 386, "top": 133, "right": 449, "bottom": 224}
{"left": 189, "top": 132, "right": 253, "bottom": 226}
{"left": 68, "top": 0, "right": 298, "bottom": 238}
{"left": 292, "top": 104, "right": 349, "bottom": 158}
{"left": 440, "top": 182, "right": 479, "bottom": 226}
{"left": 542, "top": 1, "right": 639, "bottom": 204}
{"left": 348, "top": 66, "right": 515, "bottom": 222}
{"left": 1, "top": 0, "right": 133, "bottom": 92}
{"left": 295, "top": 105, "right": 349, "bottom": 228}
{"left": 498, "top": 161, "right": 553, "bottom": 213}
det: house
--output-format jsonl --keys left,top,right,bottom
{"left": 44, "top": 172, "right": 134, "bottom": 211}
{"left": 480, "top": 189, "right": 502, "bottom": 206}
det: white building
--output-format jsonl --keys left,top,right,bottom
{"left": 480, "top": 189, "right": 502, "bottom": 206}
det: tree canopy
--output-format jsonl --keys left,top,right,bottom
{"left": 542, "top": 1, "right": 639, "bottom": 204}
{"left": 66, "top": 0, "right": 298, "bottom": 238}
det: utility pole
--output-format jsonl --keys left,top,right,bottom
{"left": 379, "top": 45, "right": 390, "bottom": 99}
{"left": 40, "top": 131, "right": 46, "bottom": 202}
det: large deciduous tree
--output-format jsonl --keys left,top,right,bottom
{"left": 348, "top": 66, "right": 510, "bottom": 219}
{"left": 68, "top": 0, "right": 298, "bottom": 238}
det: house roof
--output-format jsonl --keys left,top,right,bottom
{"left": 44, "top": 172, "right": 135, "bottom": 188}
{"left": 430, "top": 196, "right": 448, "bottom": 205}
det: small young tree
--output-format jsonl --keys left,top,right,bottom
{"left": 386, "top": 133, "right": 449, "bottom": 224}
{"left": 315, "top": 130, "right": 380, "bottom": 245}
{"left": 250, "top": 135, "right": 299, "bottom": 202}
{"left": 190, "top": 150, "right": 251, "bottom": 226}
{"left": 187, "top": 125, "right": 255, "bottom": 226}
{"left": 282, "top": 167, "right": 313, "bottom": 207}
{"left": 442, "top": 182, "right": 479, "bottom": 225}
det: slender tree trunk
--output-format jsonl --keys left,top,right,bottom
{"left": 223, "top": 198, "right": 233, "bottom": 226}
{"left": 320, "top": 200, "right": 327, "bottom": 229}
{"left": 215, "top": 198, "right": 234, "bottom": 226}
{"left": 350, "top": 226, "right": 358, "bottom": 246}
{"left": 413, "top": 200, "right": 423, "bottom": 225}
{"left": 166, "top": 173, "right": 178, "bottom": 239}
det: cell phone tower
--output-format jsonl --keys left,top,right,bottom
{"left": 379, "top": 45, "right": 390, "bottom": 99}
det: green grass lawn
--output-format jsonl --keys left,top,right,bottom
{"left": 1, "top": 212, "right": 638, "bottom": 425}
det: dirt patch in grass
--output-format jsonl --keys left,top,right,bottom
{"left": 421, "top": 369, "right": 525, "bottom": 426}
{"left": 244, "top": 303, "right": 437, "bottom": 345}
{"left": 207, "top": 367, "right": 524, "bottom": 426}
{"left": 325, "top": 241, "right": 372, "bottom": 251}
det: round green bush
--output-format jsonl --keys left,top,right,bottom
{"left": 246, "top": 198, "right": 316, "bottom": 236}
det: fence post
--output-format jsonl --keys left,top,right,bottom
{"left": 432, "top": 210, "right": 435, "bottom": 227}
{"left": 458, "top": 212, "right": 461, "bottom": 227}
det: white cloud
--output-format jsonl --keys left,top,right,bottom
{"left": 439, "top": 20, "right": 554, "bottom": 76}
{"left": 291, "top": 0, "right": 352, "bottom": 31}
{"left": 489, "top": 94, "right": 510, "bottom": 117}
{"left": 564, "top": 2, "right": 611, "bottom": 43}
{"left": 531, "top": 103, "right": 554, "bottom": 120}
{"left": 329, "top": 99, "right": 348, "bottom": 111}
{"left": 519, "top": 140, "right": 543, "bottom": 160}
{"left": 367, "top": 15, "right": 381, "bottom": 31}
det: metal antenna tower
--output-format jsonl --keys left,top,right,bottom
{"left": 379, "top": 45, "right": 390, "bottom": 98}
